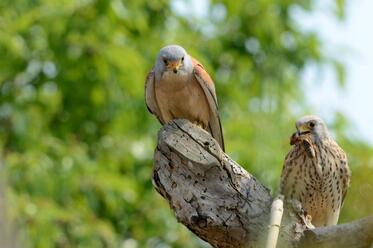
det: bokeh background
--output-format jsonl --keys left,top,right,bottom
{"left": 0, "top": 0, "right": 372, "bottom": 247}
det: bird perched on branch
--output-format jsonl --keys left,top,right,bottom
{"left": 145, "top": 45, "right": 225, "bottom": 151}
{"left": 280, "top": 115, "right": 350, "bottom": 227}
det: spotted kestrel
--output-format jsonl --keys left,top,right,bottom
{"left": 280, "top": 115, "right": 351, "bottom": 227}
{"left": 145, "top": 45, "right": 225, "bottom": 151}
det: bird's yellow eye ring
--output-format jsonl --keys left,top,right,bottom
{"left": 309, "top": 121, "right": 315, "bottom": 128}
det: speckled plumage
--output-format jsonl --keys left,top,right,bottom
{"left": 280, "top": 116, "right": 351, "bottom": 227}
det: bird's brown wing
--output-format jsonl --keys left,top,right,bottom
{"left": 192, "top": 58, "right": 225, "bottom": 152}
{"left": 145, "top": 70, "right": 164, "bottom": 124}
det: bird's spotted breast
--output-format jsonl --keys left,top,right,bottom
{"left": 280, "top": 132, "right": 350, "bottom": 227}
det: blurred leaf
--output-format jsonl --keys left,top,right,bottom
{"left": 333, "top": 60, "right": 346, "bottom": 87}
{"left": 335, "top": 0, "right": 346, "bottom": 20}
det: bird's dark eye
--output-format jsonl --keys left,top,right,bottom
{"left": 181, "top": 56, "right": 184, "bottom": 62}
{"left": 309, "top": 121, "right": 315, "bottom": 128}
{"left": 163, "top": 59, "right": 168, "bottom": 65}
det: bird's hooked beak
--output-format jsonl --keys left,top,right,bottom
{"left": 291, "top": 124, "right": 311, "bottom": 145}
{"left": 296, "top": 124, "right": 311, "bottom": 136}
{"left": 167, "top": 60, "right": 182, "bottom": 73}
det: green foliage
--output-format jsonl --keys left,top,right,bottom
{"left": 0, "top": 0, "right": 371, "bottom": 247}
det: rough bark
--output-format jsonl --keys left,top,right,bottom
{"left": 299, "top": 216, "right": 373, "bottom": 248}
{"left": 152, "top": 119, "right": 373, "bottom": 248}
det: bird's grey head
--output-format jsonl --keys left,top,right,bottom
{"left": 154, "top": 45, "right": 193, "bottom": 78}
{"left": 296, "top": 115, "right": 330, "bottom": 141}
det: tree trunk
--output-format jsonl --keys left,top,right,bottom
{"left": 152, "top": 119, "right": 373, "bottom": 248}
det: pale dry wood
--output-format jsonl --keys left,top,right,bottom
{"left": 152, "top": 119, "right": 373, "bottom": 248}
{"left": 265, "top": 195, "right": 284, "bottom": 248}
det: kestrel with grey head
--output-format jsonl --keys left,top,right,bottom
{"left": 280, "top": 115, "right": 351, "bottom": 227}
{"left": 145, "top": 45, "right": 225, "bottom": 151}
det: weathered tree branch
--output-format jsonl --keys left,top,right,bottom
{"left": 152, "top": 119, "right": 373, "bottom": 248}
{"left": 299, "top": 216, "right": 373, "bottom": 248}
